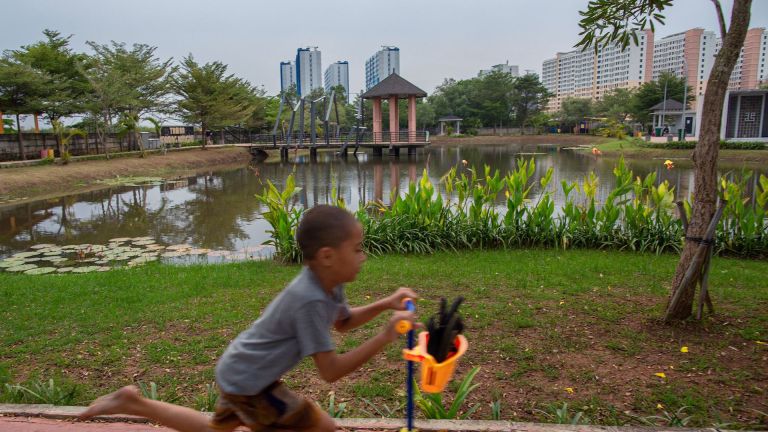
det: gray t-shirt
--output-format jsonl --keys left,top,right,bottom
{"left": 215, "top": 267, "right": 351, "bottom": 395}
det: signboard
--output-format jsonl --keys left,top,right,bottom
{"left": 160, "top": 126, "right": 195, "bottom": 145}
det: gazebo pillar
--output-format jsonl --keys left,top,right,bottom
{"left": 455, "top": 120, "right": 460, "bottom": 135}
{"left": 34, "top": 114, "right": 40, "bottom": 133}
{"left": 408, "top": 96, "right": 416, "bottom": 143}
{"left": 372, "top": 98, "right": 382, "bottom": 143}
{"left": 0, "top": 112, "right": 4, "bottom": 134}
{"left": 389, "top": 96, "right": 398, "bottom": 143}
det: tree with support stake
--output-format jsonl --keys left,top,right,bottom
{"left": 577, "top": 0, "right": 754, "bottom": 322}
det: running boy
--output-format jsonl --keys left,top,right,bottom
{"left": 79, "top": 205, "right": 418, "bottom": 431}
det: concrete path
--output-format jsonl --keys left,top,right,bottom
{"left": 0, "top": 404, "right": 754, "bottom": 432}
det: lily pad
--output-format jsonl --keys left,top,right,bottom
{"left": 7, "top": 264, "right": 38, "bottom": 272}
{"left": 0, "top": 259, "right": 24, "bottom": 268}
{"left": 109, "top": 237, "right": 131, "bottom": 243}
{"left": 30, "top": 244, "right": 57, "bottom": 250}
{"left": 57, "top": 267, "right": 74, "bottom": 273}
{"left": 24, "top": 267, "right": 57, "bottom": 275}
{"left": 12, "top": 251, "right": 40, "bottom": 259}
{"left": 166, "top": 244, "right": 192, "bottom": 251}
{"left": 97, "top": 266, "right": 111, "bottom": 272}
{"left": 72, "top": 266, "right": 101, "bottom": 273}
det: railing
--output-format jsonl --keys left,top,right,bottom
{"left": 249, "top": 130, "right": 430, "bottom": 146}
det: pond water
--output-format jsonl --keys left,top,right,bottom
{"left": 1, "top": 142, "right": 764, "bottom": 261}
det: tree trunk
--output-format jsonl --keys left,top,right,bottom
{"left": 202, "top": 124, "right": 207, "bottom": 150}
{"left": 15, "top": 114, "right": 25, "bottom": 161}
{"left": 664, "top": 0, "right": 752, "bottom": 322}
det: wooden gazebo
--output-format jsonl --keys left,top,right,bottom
{"left": 361, "top": 73, "right": 428, "bottom": 146}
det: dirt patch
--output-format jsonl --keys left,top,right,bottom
{"left": 431, "top": 135, "right": 608, "bottom": 146}
{"left": 0, "top": 148, "right": 251, "bottom": 202}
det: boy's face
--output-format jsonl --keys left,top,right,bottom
{"left": 328, "top": 222, "right": 366, "bottom": 283}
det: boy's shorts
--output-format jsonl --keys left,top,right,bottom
{"left": 209, "top": 381, "right": 325, "bottom": 431}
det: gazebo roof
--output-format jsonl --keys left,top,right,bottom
{"left": 649, "top": 99, "right": 685, "bottom": 111}
{"left": 438, "top": 115, "right": 463, "bottom": 121}
{"left": 361, "top": 73, "right": 427, "bottom": 99}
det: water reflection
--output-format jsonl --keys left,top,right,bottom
{"left": 1, "top": 143, "right": 764, "bottom": 258}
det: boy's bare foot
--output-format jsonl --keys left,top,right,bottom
{"left": 78, "top": 385, "right": 142, "bottom": 420}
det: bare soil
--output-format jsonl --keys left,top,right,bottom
{"left": 0, "top": 148, "right": 251, "bottom": 203}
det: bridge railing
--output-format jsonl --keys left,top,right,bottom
{"left": 249, "top": 130, "right": 430, "bottom": 146}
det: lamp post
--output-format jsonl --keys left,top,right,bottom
{"left": 681, "top": 60, "right": 688, "bottom": 141}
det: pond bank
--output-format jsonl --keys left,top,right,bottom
{"left": 0, "top": 147, "right": 251, "bottom": 203}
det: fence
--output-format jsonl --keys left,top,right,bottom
{"left": 0, "top": 132, "right": 206, "bottom": 162}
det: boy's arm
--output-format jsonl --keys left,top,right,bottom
{"left": 335, "top": 287, "right": 417, "bottom": 332}
{"left": 314, "top": 310, "right": 414, "bottom": 383}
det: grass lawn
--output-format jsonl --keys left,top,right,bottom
{"left": 0, "top": 249, "right": 766, "bottom": 427}
{"left": 594, "top": 139, "right": 768, "bottom": 166}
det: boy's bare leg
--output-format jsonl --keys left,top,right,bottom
{"left": 79, "top": 386, "right": 225, "bottom": 432}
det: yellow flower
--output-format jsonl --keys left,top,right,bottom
{"left": 559, "top": 300, "right": 565, "bottom": 305}
{"left": 655, "top": 372, "right": 666, "bottom": 378}
{"left": 461, "top": 159, "right": 468, "bottom": 166}
{"left": 664, "top": 160, "right": 674, "bottom": 170}
{"left": 757, "top": 341, "right": 767, "bottom": 345}
{"left": 657, "top": 403, "right": 664, "bottom": 409}
{"left": 565, "top": 387, "right": 574, "bottom": 394}
{"left": 680, "top": 346, "right": 689, "bottom": 353}
{"left": 505, "top": 190, "right": 510, "bottom": 199}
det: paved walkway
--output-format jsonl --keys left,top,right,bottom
{"left": 0, "top": 416, "right": 172, "bottom": 432}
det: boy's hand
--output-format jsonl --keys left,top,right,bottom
{"left": 385, "top": 287, "right": 419, "bottom": 310}
{"left": 384, "top": 310, "right": 419, "bottom": 342}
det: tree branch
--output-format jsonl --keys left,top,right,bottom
{"left": 711, "top": 0, "right": 727, "bottom": 38}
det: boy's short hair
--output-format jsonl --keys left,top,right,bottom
{"left": 297, "top": 205, "right": 359, "bottom": 260}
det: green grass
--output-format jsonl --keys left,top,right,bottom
{"left": 0, "top": 249, "right": 766, "bottom": 427}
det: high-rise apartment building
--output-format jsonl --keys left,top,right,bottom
{"left": 542, "top": 27, "right": 767, "bottom": 113}
{"left": 295, "top": 47, "right": 322, "bottom": 97}
{"left": 478, "top": 61, "right": 519, "bottom": 77}
{"left": 542, "top": 30, "right": 653, "bottom": 111}
{"left": 280, "top": 61, "right": 297, "bottom": 93}
{"left": 324, "top": 61, "right": 350, "bottom": 102}
{"left": 365, "top": 46, "right": 400, "bottom": 90}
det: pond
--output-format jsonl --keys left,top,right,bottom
{"left": 1, "top": 142, "right": 765, "bottom": 262}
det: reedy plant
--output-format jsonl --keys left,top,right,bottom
{"left": 414, "top": 366, "right": 481, "bottom": 420}
{"left": 255, "top": 173, "right": 303, "bottom": 263}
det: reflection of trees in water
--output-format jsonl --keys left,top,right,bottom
{"left": 163, "top": 169, "right": 264, "bottom": 250}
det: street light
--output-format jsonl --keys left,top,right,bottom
{"left": 680, "top": 60, "right": 688, "bottom": 141}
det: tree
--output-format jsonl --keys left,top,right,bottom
{"left": 172, "top": 55, "right": 258, "bottom": 149}
{"left": 595, "top": 87, "right": 636, "bottom": 122}
{"left": 578, "top": 0, "right": 753, "bottom": 322}
{"left": 509, "top": 73, "right": 550, "bottom": 131}
{"left": 557, "top": 97, "right": 594, "bottom": 131}
{"left": 10, "top": 29, "right": 88, "bottom": 155}
{"left": 0, "top": 57, "right": 47, "bottom": 160}
{"left": 87, "top": 41, "right": 175, "bottom": 154}
{"left": 630, "top": 72, "right": 691, "bottom": 124}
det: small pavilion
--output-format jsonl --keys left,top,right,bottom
{"left": 361, "top": 73, "right": 427, "bottom": 145}
{"left": 438, "top": 115, "right": 463, "bottom": 135}
{"left": 649, "top": 99, "right": 695, "bottom": 136}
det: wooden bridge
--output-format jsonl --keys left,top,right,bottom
{"left": 241, "top": 130, "right": 430, "bottom": 160}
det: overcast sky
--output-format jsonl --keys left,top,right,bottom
{"left": 4, "top": 0, "right": 768, "bottom": 97}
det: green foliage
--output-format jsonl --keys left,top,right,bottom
{"left": 597, "top": 119, "right": 628, "bottom": 139}
{"left": 172, "top": 55, "right": 261, "bottom": 147}
{"left": 427, "top": 72, "right": 549, "bottom": 130}
{"left": 255, "top": 173, "right": 304, "bottom": 263}
{"left": 556, "top": 97, "right": 594, "bottom": 130}
{"left": 1, "top": 378, "right": 79, "bottom": 405}
{"left": 637, "top": 406, "right": 693, "bottom": 427}
{"left": 359, "top": 398, "right": 404, "bottom": 418}
{"left": 318, "top": 391, "right": 347, "bottom": 418}
{"left": 576, "top": 0, "right": 672, "bottom": 51}
{"left": 262, "top": 158, "right": 767, "bottom": 262}
{"left": 594, "top": 88, "right": 636, "bottom": 122}
{"left": 51, "top": 118, "right": 86, "bottom": 163}
{"left": 631, "top": 72, "right": 692, "bottom": 124}
{"left": 637, "top": 139, "right": 766, "bottom": 150}
{"left": 193, "top": 382, "right": 219, "bottom": 412}
{"left": 536, "top": 402, "right": 590, "bottom": 425}
{"left": 490, "top": 400, "right": 502, "bottom": 420}
{"left": 414, "top": 366, "right": 481, "bottom": 420}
